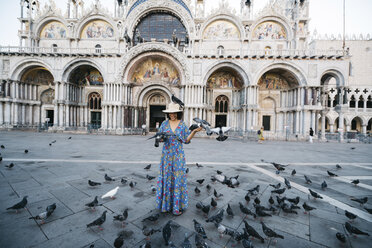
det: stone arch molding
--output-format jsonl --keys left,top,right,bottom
{"left": 250, "top": 15, "right": 293, "bottom": 41}
{"left": 348, "top": 115, "right": 368, "bottom": 126}
{"left": 61, "top": 59, "right": 106, "bottom": 83}
{"left": 117, "top": 43, "right": 190, "bottom": 84}
{"left": 125, "top": 0, "right": 195, "bottom": 38}
{"left": 201, "top": 14, "right": 244, "bottom": 40}
{"left": 136, "top": 84, "right": 173, "bottom": 107}
{"left": 10, "top": 59, "right": 56, "bottom": 82}
{"left": 254, "top": 62, "right": 307, "bottom": 87}
{"left": 320, "top": 68, "right": 346, "bottom": 87}
{"left": 203, "top": 61, "right": 251, "bottom": 87}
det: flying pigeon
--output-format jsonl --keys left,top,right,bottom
{"left": 86, "top": 210, "right": 107, "bottom": 230}
{"left": 193, "top": 118, "right": 212, "bottom": 136}
{"left": 210, "top": 126, "right": 231, "bottom": 141}
{"left": 102, "top": 187, "right": 119, "bottom": 199}
{"left": 6, "top": 196, "right": 28, "bottom": 212}
{"left": 88, "top": 180, "right": 101, "bottom": 186}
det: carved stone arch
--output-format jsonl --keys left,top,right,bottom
{"left": 261, "top": 96, "right": 277, "bottom": 108}
{"left": 325, "top": 114, "right": 337, "bottom": 126}
{"left": 250, "top": 15, "right": 293, "bottom": 41}
{"left": 116, "top": 43, "right": 190, "bottom": 84}
{"left": 201, "top": 14, "right": 244, "bottom": 41}
{"left": 136, "top": 84, "right": 172, "bottom": 107}
{"left": 61, "top": 59, "right": 106, "bottom": 83}
{"left": 10, "top": 59, "right": 56, "bottom": 82}
{"left": 40, "top": 88, "right": 55, "bottom": 105}
{"left": 203, "top": 61, "right": 250, "bottom": 87}
{"left": 320, "top": 68, "right": 346, "bottom": 87}
{"left": 350, "top": 115, "right": 368, "bottom": 126}
{"left": 34, "top": 16, "right": 69, "bottom": 38}
{"left": 254, "top": 62, "right": 307, "bottom": 87}
{"left": 125, "top": 0, "right": 195, "bottom": 38}
{"left": 75, "top": 14, "right": 118, "bottom": 39}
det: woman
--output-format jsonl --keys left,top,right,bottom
{"left": 258, "top": 126, "right": 264, "bottom": 143}
{"left": 156, "top": 102, "right": 202, "bottom": 216}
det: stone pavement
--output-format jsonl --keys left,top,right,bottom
{"left": 0, "top": 131, "right": 371, "bottom": 248}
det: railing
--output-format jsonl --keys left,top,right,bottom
{"left": 0, "top": 45, "right": 345, "bottom": 57}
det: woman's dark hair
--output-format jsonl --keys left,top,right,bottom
{"left": 166, "top": 112, "right": 183, "bottom": 120}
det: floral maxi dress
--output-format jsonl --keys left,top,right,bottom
{"left": 156, "top": 119, "right": 190, "bottom": 214}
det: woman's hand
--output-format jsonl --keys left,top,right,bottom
{"left": 193, "top": 127, "right": 203, "bottom": 133}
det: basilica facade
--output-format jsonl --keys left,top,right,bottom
{"left": 0, "top": 0, "right": 371, "bottom": 140}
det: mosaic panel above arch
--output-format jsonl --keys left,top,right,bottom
{"left": 129, "top": 56, "right": 180, "bottom": 86}
{"left": 203, "top": 20, "right": 240, "bottom": 39}
{"left": 80, "top": 20, "right": 114, "bottom": 39}
{"left": 21, "top": 67, "right": 54, "bottom": 85}
{"left": 207, "top": 70, "right": 243, "bottom": 89}
{"left": 253, "top": 21, "right": 287, "bottom": 40}
{"left": 69, "top": 66, "right": 104, "bottom": 86}
{"left": 258, "top": 73, "right": 294, "bottom": 90}
{"left": 41, "top": 89, "right": 55, "bottom": 104}
{"left": 40, "top": 21, "right": 67, "bottom": 39}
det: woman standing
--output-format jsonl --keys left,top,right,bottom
{"left": 156, "top": 102, "right": 202, "bottom": 216}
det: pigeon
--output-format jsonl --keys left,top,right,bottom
{"left": 194, "top": 186, "right": 201, "bottom": 194}
{"left": 304, "top": 175, "right": 312, "bottom": 184}
{"left": 226, "top": 204, "right": 234, "bottom": 218}
{"left": 248, "top": 185, "right": 260, "bottom": 195}
{"left": 255, "top": 207, "right": 272, "bottom": 218}
{"left": 350, "top": 147, "right": 355, "bottom": 150}
{"left": 206, "top": 184, "right": 211, "bottom": 191}
{"left": 85, "top": 196, "right": 99, "bottom": 209}
{"left": 345, "top": 222, "right": 369, "bottom": 236}
{"left": 284, "top": 178, "right": 291, "bottom": 189}
{"left": 345, "top": 210, "right": 357, "bottom": 222}
{"left": 186, "top": 167, "right": 190, "bottom": 173}
{"left": 49, "top": 143, "right": 52, "bottom": 146}
{"left": 350, "top": 197, "right": 368, "bottom": 205}
{"left": 243, "top": 220, "right": 265, "bottom": 243}
{"left": 216, "top": 223, "right": 227, "bottom": 238}
{"left": 180, "top": 233, "right": 192, "bottom": 248}
{"left": 196, "top": 202, "right": 203, "bottom": 210}
{"left": 215, "top": 174, "right": 226, "bottom": 183}
{"left": 46, "top": 203, "right": 57, "bottom": 213}
{"left": 302, "top": 202, "right": 316, "bottom": 214}
{"left": 336, "top": 232, "right": 346, "bottom": 243}
{"left": 327, "top": 170, "right": 338, "bottom": 177}
{"left": 196, "top": 162, "right": 203, "bottom": 168}
{"left": 172, "top": 94, "right": 184, "bottom": 108}
{"left": 196, "top": 179, "right": 205, "bottom": 185}
{"left": 51, "top": 140, "right": 56, "bottom": 144}
{"left": 102, "top": 186, "right": 119, "bottom": 199}
{"left": 321, "top": 180, "right": 327, "bottom": 190}
{"left": 269, "top": 183, "right": 281, "bottom": 189}
{"left": 270, "top": 162, "right": 286, "bottom": 172}
{"left": 245, "top": 193, "right": 251, "bottom": 204}
{"left": 364, "top": 207, "right": 372, "bottom": 214}
{"left": 193, "top": 118, "right": 212, "bottom": 136}
{"left": 68, "top": 137, "right": 72, "bottom": 140}
{"left": 6, "top": 196, "right": 28, "bottom": 212}
{"left": 210, "top": 127, "right": 231, "bottom": 141}
{"left": 0, "top": 156, "right": 2, "bottom": 162}
{"left": 142, "top": 213, "right": 160, "bottom": 223}
{"left": 193, "top": 219, "right": 207, "bottom": 239}
{"left": 121, "top": 178, "right": 127, "bottom": 184}
{"left": 336, "top": 164, "right": 342, "bottom": 169}
{"left": 242, "top": 238, "right": 254, "bottom": 248}
{"left": 150, "top": 185, "right": 156, "bottom": 193}
{"left": 291, "top": 169, "right": 296, "bottom": 176}
{"left": 201, "top": 204, "right": 210, "bottom": 216}
{"left": 254, "top": 197, "right": 260, "bottom": 205}
{"left": 217, "top": 170, "right": 223, "bottom": 174}
{"left": 269, "top": 196, "right": 275, "bottom": 205}
{"left": 144, "top": 164, "right": 151, "bottom": 170}
{"left": 309, "top": 189, "right": 323, "bottom": 199}
{"left": 195, "top": 233, "right": 209, "bottom": 247}
{"left": 261, "top": 221, "right": 284, "bottom": 239}
{"left": 86, "top": 210, "right": 107, "bottom": 229}
{"left": 281, "top": 204, "right": 298, "bottom": 215}
{"left": 351, "top": 179, "right": 360, "bottom": 186}
{"left": 211, "top": 197, "right": 217, "bottom": 208}
{"left": 213, "top": 189, "right": 223, "bottom": 199}
{"left": 24, "top": 149, "right": 29, "bottom": 153}
{"left": 88, "top": 180, "right": 101, "bottom": 186}
{"left": 129, "top": 181, "right": 137, "bottom": 189}
{"left": 105, "top": 174, "right": 115, "bottom": 182}
{"left": 142, "top": 226, "right": 161, "bottom": 239}
{"left": 113, "top": 209, "right": 129, "bottom": 226}
{"left": 29, "top": 210, "right": 50, "bottom": 224}
{"left": 1, "top": 145, "right": 5, "bottom": 149}
{"left": 146, "top": 175, "right": 155, "bottom": 181}
{"left": 206, "top": 209, "right": 224, "bottom": 224}
{"left": 5, "top": 163, "right": 15, "bottom": 169}
{"left": 162, "top": 220, "right": 172, "bottom": 246}
{"left": 113, "top": 232, "right": 125, "bottom": 248}
{"left": 271, "top": 188, "right": 286, "bottom": 195}
{"left": 239, "top": 202, "right": 256, "bottom": 218}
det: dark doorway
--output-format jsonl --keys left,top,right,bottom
{"left": 90, "top": 111, "right": 101, "bottom": 129}
{"left": 215, "top": 115, "right": 227, "bottom": 127}
{"left": 150, "top": 105, "right": 166, "bottom": 132}
{"left": 263, "top": 115, "right": 271, "bottom": 131}
{"left": 46, "top": 110, "right": 54, "bottom": 126}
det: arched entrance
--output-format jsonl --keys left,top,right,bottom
{"left": 215, "top": 95, "right": 229, "bottom": 127}
{"left": 148, "top": 94, "right": 167, "bottom": 132}
{"left": 88, "top": 92, "right": 102, "bottom": 129}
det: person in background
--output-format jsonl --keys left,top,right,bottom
{"left": 309, "top": 127, "right": 314, "bottom": 143}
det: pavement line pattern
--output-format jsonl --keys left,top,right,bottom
{"left": 334, "top": 177, "right": 372, "bottom": 191}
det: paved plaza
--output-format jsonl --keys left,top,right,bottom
{"left": 0, "top": 131, "right": 371, "bottom": 248}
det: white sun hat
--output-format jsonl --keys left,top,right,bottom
{"left": 162, "top": 102, "right": 183, "bottom": 113}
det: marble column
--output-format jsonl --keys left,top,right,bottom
{"left": 5, "top": 102, "right": 11, "bottom": 125}
{"left": 0, "top": 102, "right": 3, "bottom": 125}
{"left": 362, "top": 125, "right": 367, "bottom": 135}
